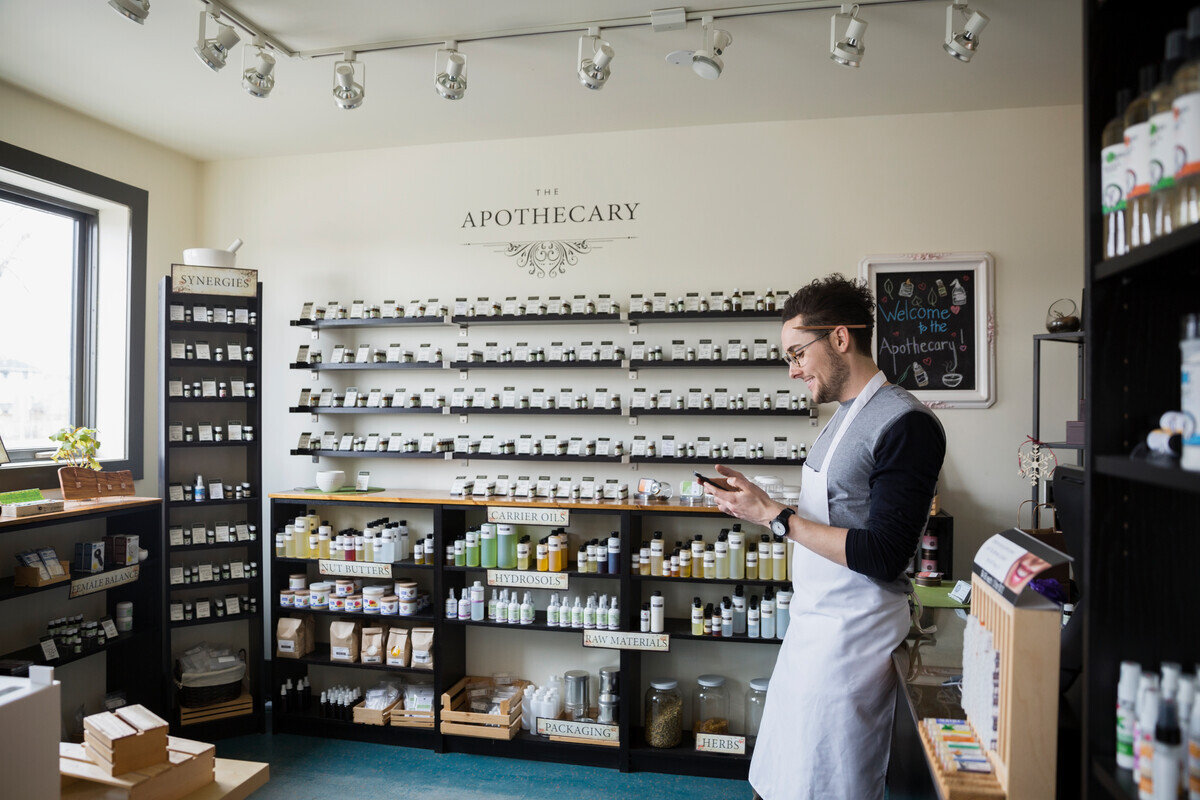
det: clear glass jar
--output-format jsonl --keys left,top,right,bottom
{"left": 644, "top": 678, "right": 683, "bottom": 748}
{"left": 693, "top": 674, "right": 730, "bottom": 736}
{"left": 745, "top": 677, "right": 769, "bottom": 742}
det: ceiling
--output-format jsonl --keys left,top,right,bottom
{"left": 0, "top": 0, "right": 1082, "bottom": 161}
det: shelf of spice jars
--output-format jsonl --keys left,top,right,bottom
{"left": 169, "top": 576, "right": 256, "bottom": 592}
{"left": 628, "top": 409, "right": 810, "bottom": 418}
{"left": 658, "top": 619, "right": 783, "bottom": 646}
{"left": 290, "top": 316, "right": 448, "bottom": 330}
{"left": 0, "top": 561, "right": 152, "bottom": 603}
{"left": 290, "top": 449, "right": 450, "bottom": 460}
{"left": 454, "top": 453, "right": 627, "bottom": 464}
{"left": 0, "top": 630, "right": 138, "bottom": 668}
{"left": 626, "top": 309, "right": 780, "bottom": 323}
{"left": 628, "top": 359, "right": 780, "bottom": 369}
{"left": 167, "top": 359, "right": 254, "bottom": 369}
{"left": 450, "top": 313, "right": 622, "bottom": 326}
{"left": 449, "top": 407, "right": 623, "bottom": 417}
{"left": 629, "top": 457, "right": 804, "bottom": 467}
{"left": 167, "top": 396, "right": 253, "bottom": 404}
{"left": 169, "top": 441, "right": 252, "bottom": 449}
{"left": 168, "top": 498, "right": 255, "bottom": 509}
{"left": 273, "top": 556, "right": 434, "bottom": 570}
{"left": 449, "top": 360, "right": 625, "bottom": 370}
{"left": 443, "top": 566, "right": 621, "bottom": 581}
{"left": 288, "top": 362, "right": 445, "bottom": 372}
{"left": 442, "top": 612, "right": 601, "bottom": 635}
{"left": 169, "top": 611, "right": 260, "bottom": 630}
{"left": 283, "top": 646, "right": 436, "bottom": 675}
{"left": 630, "top": 574, "right": 790, "bottom": 588}
{"left": 288, "top": 406, "right": 446, "bottom": 415}
{"left": 167, "top": 322, "right": 257, "bottom": 333}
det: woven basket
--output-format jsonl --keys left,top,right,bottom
{"left": 175, "top": 651, "right": 246, "bottom": 708}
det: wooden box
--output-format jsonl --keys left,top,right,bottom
{"left": 352, "top": 698, "right": 402, "bottom": 726}
{"left": 14, "top": 561, "right": 71, "bottom": 588}
{"left": 179, "top": 692, "right": 253, "bottom": 727}
{"left": 60, "top": 736, "right": 215, "bottom": 800}
{"left": 389, "top": 706, "right": 436, "bottom": 729}
{"left": 439, "top": 676, "right": 529, "bottom": 740}
{"left": 58, "top": 468, "right": 135, "bottom": 501}
{"left": 82, "top": 706, "right": 169, "bottom": 776}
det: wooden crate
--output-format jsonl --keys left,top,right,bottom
{"left": 439, "top": 676, "right": 529, "bottom": 740}
{"left": 352, "top": 698, "right": 401, "bottom": 726}
{"left": 390, "top": 706, "right": 435, "bottom": 729}
{"left": 82, "top": 706, "right": 169, "bottom": 776}
{"left": 60, "top": 736, "right": 214, "bottom": 800}
{"left": 14, "top": 560, "right": 71, "bottom": 588}
{"left": 179, "top": 692, "right": 253, "bottom": 726}
{"left": 916, "top": 719, "right": 1005, "bottom": 800}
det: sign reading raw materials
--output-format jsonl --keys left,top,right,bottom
{"left": 318, "top": 560, "right": 393, "bottom": 578}
{"left": 582, "top": 630, "right": 670, "bottom": 652}
{"left": 486, "top": 506, "right": 569, "bottom": 527}
{"left": 695, "top": 733, "right": 747, "bottom": 754}
{"left": 487, "top": 569, "right": 569, "bottom": 590}
{"left": 170, "top": 264, "right": 257, "bottom": 297}
{"left": 69, "top": 565, "right": 139, "bottom": 598}
{"left": 535, "top": 717, "right": 620, "bottom": 744}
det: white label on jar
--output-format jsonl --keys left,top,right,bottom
{"left": 331, "top": 645, "right": 350, "bottom": 659}
{"left": 1149, "top": 111, "right": 1175, "bottom": 192}
{"left": 1101, "top": 142, "right": 1127, "bottom": 214}
{"left": 1175, "top": 91, "right": 1200, "bottom": 180}
{"left": 1124, "top": 121, "right": 1151, "bottom": 199}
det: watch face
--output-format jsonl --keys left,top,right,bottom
{"left": 771, "top": 521, "right": 785, "bottom": 537}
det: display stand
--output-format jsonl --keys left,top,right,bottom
{"left": 159, "top": 276, "right": 264, "bottom": 737}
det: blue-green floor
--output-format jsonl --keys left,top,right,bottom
{"left": 216, "top": 732, "right": 748, "bottom": 800}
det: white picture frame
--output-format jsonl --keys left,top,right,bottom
{"left": 858, "top": 251, "right": 995, "bottom": 409}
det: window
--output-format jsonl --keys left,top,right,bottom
{"left": 0, "top": 141, "right": 146, "bottom": 488}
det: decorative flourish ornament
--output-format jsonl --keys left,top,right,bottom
{"left": 466, "top": 236, "right": 635, "bottom": 278}
{"left": 1017, "top": 436, "right": 1058, "bottom": 486}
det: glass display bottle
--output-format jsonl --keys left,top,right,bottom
{"left": 1102, "top": 89, "right": 1133, "bottom": 260}
{"left": 694, "top": 674, "right": 730, "bottom": 736}
{"left": 1150, "top": 29, "right": 1188, "bottom": 240}
{"left": 1173, "top": 8, "right": 1200, "bottom": 229}
{"left": 1124, "top": 64, "right": 1159, "bottom": 250}
{"left": 745, "top": 677, "right": 770, "bottom": 743}
{"left": 645, "top": 678, "right": 683, "bottom": 748}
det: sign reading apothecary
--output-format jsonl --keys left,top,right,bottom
{"left": 171, "top": 264, "right": 257, "bottom": 297}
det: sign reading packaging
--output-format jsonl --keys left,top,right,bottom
{"left": 487, "top": 569, "right": 569, "bottom": 590}
{"left": 582, "top": 630, "right": 670, "bottom": 652}
{"left": 69, "top": 565, "right": 139, "bottom": 599}
{"left": 170, "top": 264, "right": 258, "bottom": 297}
{"left": 535, "top": 717, "right": 620, "bottom": 743}
{"left": 318, "top": 560, "right": 392, "bottom": 578}
{"left": 486, "top": 506, "right": 569, "bottom": 527}
{"left": 695, "top": 733, "right": 747, "bottom": 755}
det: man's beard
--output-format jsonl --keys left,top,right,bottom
{"left": 813, "top": 347, "right": 850, "bottom": 405}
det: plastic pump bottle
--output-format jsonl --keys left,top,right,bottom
{"left": 547, "top": 594, "right": 560, "bottom": 626}
{"left": 445, "top": 588, "right": 457, "bottom": 620}
{"left": 776, "top": 583, "right": 793, "bottom": 639}
{"left": 607, "top": 597, "right": 619, "bottom": 631}
{"left": 469, "top": 581, "right": 484, "bottom": 621}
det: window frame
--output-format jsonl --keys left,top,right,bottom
{"left": 0, "top": 140, "right": 146, "bottom": 491}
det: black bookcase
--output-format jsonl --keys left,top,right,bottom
{"left": 1083, "top": 4, "right": 1200, "bottom": 798}
{"left": 158, "top": 275, "right": 265, "bottom": 737}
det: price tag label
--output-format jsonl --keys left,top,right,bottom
{"left": 567, "top": 438, "right": 584, "bottom": 456}
{"left": 558, "top": 388, "right": 574, "bottom": 408}
{"left": 671, "top": 340, "right": 686, "bottom": 361}
{"left": 630, "top": 389, "right": 647, "bottom": 409}
{"left": 517, "top": 436, "right": 533, "bottom": 455}
{"left": 753, "top": 339, "right": 769, "bottom": 360}
{"left": 201, "top": 380, "right": 217, "bottom": 398}
{"left": 169, "top": 527, "right": 184, "bottom": 546}
{"left": 453, "top": 298, "right": 470, "bottom": 316}
{"left": 546, "top": 297, "right": 564, "bottom": 315}
{"left": 198, "top": 423, "right": 214, "bottom": 442}
{"left": 600, "top": 341, "right": 615, "bottom": 361}
{"left": 630, "top": 341, "right": 646, "bottom": 360}
{"left": 732, "top": 439, "right": 749, "bottom": 459}
{"left": 696, "top": 438, "right": 712, "bottom": 458}
{"left": 296, "top": 432, "right": 313, "bottom": 451}
{"left": 651, "top": 293, "right": 668, "bottom": 312}
{"left": 196, "top": 342, "right": 211, "bottom": 360}
{"left": 420, "top": 433, "right": 435, "bottom": 452}
{"left": 698, "top": 339, "right": 714, "bottom": 360}
{"left": 714, "top": 389, "right": 730, "bottom": 409}
{"left": 387, "top": 434, "right": 404, "bottom": 452}
{"left": 479, "top": 435, "right": 495, "bottom": 454}
{"left": 548, "top": 342, "right": 564, "bottom": 361}
{"left": 381, "top": 300, "right": 397, "bottom": 318}
{"left": 661, "top": 436, "right": 677, "bottom": 457}
{"left": 169, "top": 304, "right": 186, "bottom": 322}
{"left": 101, "top": 618, "right": 119, "bottom": 639}
{"left": 169, "top": 423, "right": 183, "bottom": 443}
{"left": 198, "top": 564, "right": 214, "bottom": 583}
{"left": 631, "top": 437, "right": 647, "bottom": 457}
{"left": 746, "top": 390, "right": 763, "bottom": 410}
{"left": 236, "top": 523, "right": 249, "bottom": 539}
{"left": 339, "top": 433, "right": 355, "bottom": 451}
{"left": 344, "top": 388, "right": 360, "bottom": 408}
{"left": 513, "top": 342, "right": 530, "bottom": 361}
{"left": 417, "top": 344, "right": 433, "bottom": 362}
{"left": 227, "top": 343, "right": 243, "bottom": 361}
{"left": 688, "top": 389, "right": 703, "bottom": 409}
{"left": 774, "top": 438, "right": 789, "bottom": 459}
{"left": 684, "top": 292, "right": 701, "bottom": 312}
{"left": 331, "top": 345, "right": 346, "bottom": 364}
{"left": 230, "top": 379, "right": 245, "bottom": 397}
{"left": 168, "top": 484, "right": 184, "bottom": 502}
{"left": 595, "top": 439, "right": 611, "bottom": 456}
{"left": 40, "top": 637, "right": 60, "bottom": 661}
{"left": 234, "top": 307, "right": 249, "bottom": 324}
{"left": 195, "top": 601, "right": 211, "bottom": 619}
{"left": 405, "top": 301, "right": 424, "bottom": 318}
{"left": 502, "top": 297, "right": 519, "bottom": 316}
{"left": 579, "top": 478, "right": 597, "bottom": 499}
{"left": 170, "top": 567, "right": 185, "bottom": 584}
{"left": 191, "top": 524, "right": 206, "bottom": 544}
{"left": 531, "top": 389, "right": 546, "bottom": 409}
{"left": 597, "top": 295, "right": 614, "bottom": 314}
{"left": 536, "top": 477, "right": 554, "bottom": 497}
{"left": 193, "top": 305, "right": 209, "bottom": 322}
{"left": 579, "top": 342, "right": 597, "bottom": 361}
{"left": 170, "top": 603, "right": 184, "bottom": 622}
{"left": 350, "top": 300, "right": 365, "bottom": 319}
{"left": 365, "top": 433, "right": 380, "bottom": 452}
{"left": 226, "top": 596, "right": 241, "bottom": 615}
{"left": 168, "top": 379, "right": 183, "bottom": 397}
{"left": 355, "top": 344, "right": 371, "bottom": 364}
{"left": 215, "top": 523, "right": 230, "bottom": 543}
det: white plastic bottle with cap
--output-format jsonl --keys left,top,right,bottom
{"left": 1140, "top": 684, "right": 1161, "bottom": 799}
{"left": 496, "top": 590, "right": 509, "bottom": 623}
{"left": 547, "top": 594, "right": 560, "bottom": 626}
{"left": 508, "top": 592, "right": 520, "bottom": 625}
{"left": 584, "top": 596, "right": 597, "bottom": 630}
{"left": 607, "top": 597, "right": 619, "bottom": 631}
{"left": 650, "top": 591, "right": 664, "bottom": 634}
{"left": 445, "top": 588, "right": 458, "bottom": 620}
{"left": 776, "top": 584, "right": 793, "bottom": 639}
{"left": 457, "top": 589, "right": 470, "bottom": 621}
{"left": 1155, "top": 696, "right": 1183, "bottom": 800}
{"left": 469, "top": 581, "right": 484, "bottom": 621}
{"left": 1119, "top": 661, "right": 1143, "bottom": 769}
{"left": 571, "top": 597, "right": 584, "bottom": 629}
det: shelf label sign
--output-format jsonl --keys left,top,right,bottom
{"left": 582, "top": 630, "right": 670, "bottom": 652}
{"left": 487, "top": 570, "right": 568, "bottom": 590}
{"left": 486, "top": 506, "right": 569, "bottom": 526}
{"left": 318, "top": 560, "right": 392, "bottom": 578}
{"left": 535, "top": 717, "right": 620, "bottom": 743}
{"left": 695, "top": 733, "right": 746, "bottom": 754}
{"left": 69, "top": 565, "right": 139, "bottom": 598}
{"left": 171, "top": 264, "right": 257, "bottom": 297}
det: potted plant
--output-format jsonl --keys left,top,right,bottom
{"left": 49, "top": 427, "right": 131, "bottom": 500}
{"left": 49, "top": 426, "right": 102, "bottom": 470}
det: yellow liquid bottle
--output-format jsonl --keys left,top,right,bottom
{"left": 517, "top": 538, "right": 531, "bottom": 570}
{"left": 680, "top": 550, "right": 692, "bottom": 579}
{"left": 703, "top": 546, "right": 716, "bottom": 579}
{"left": 639, "top": 544, "right": 651, "bottom": 576}
{"left": 1124, "top": 65, "right": 1158, "bottom": 250}
{"left": 649, "top": 536, "right": 664, "bottom": 577}
{"left": 537, "top": 539, "right": 549, "bottom": 571}
{"left": 1151, "top": 30, "right": 1187, "bottom": 239}
{"left": 1101, "top": 91, "right": 1132, "bottom": 259}
{"left": 318, "top": 532, "right": 331, "bottom": 560}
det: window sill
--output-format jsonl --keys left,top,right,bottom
{"left": 0, "top": 459, "right": 141, "bottom": 493}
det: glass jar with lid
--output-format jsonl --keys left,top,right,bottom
{"left": 693, "top": 674, "right": 730, "bottom": 736}
{"left": 745, "top": 677, "right": 770, "bottom": 742}
{"left": 644, "top": 678, "right": 683, "bottom": 748}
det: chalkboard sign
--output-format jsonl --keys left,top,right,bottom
{"left": 859, "top": 253, "right": 995, "bottom": 408}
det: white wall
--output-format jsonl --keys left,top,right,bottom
{"left": 201, "top": 104, "right": 1084, "bottom": 697}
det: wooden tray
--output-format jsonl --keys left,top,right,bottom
{"left": 439, "top": 676, "right": 528, "bottom": 738}
{"left": 916, "top": 719, "right": 1005, "bottom": 800}
{"left": 15, "top": 561, "right": 71, "bottom": 588}
{"left": 179, "top": 693, "right": 253, "bottom": 726}
{"left": 58, "top": 468, "right": 135, "bottom": 501}
{"left": 441, "top": 716, "right": 522, "bottom": 740}
{"left": 60, "top": 736, "right": 215, "bottom": 800}
{"left": 390, "top": 706, "right": 435, "bottom": 729}
{"left": 352, "top": 698, "right": 401, "bottom": 726}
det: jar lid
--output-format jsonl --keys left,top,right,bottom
{"left": 650, "top": 678, "right": 678, "bottom": 690}
{"left": 750, "top": 677, "right": 771, "bottom": 692}
{"left": 697, "top": 674, "right": 726, "bottom": 688}
{"left": 363, "top": 586, "right": 387, "bottom": 596}
{"left": 309, "top": 582, "right": 331, "bottom": 591}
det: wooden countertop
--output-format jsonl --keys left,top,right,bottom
{"left": 61, "top": 757, "right": 268, "bottom": 800}
{"left": 269, "top": 488, "right": 725, "bottom": 514}
{"left": 0, "top": 492, "right": 161, "bottom": 530}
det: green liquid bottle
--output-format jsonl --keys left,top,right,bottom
{"left": 480, "top": 524, "right": 498, "bottom": 569}
{"left": 465, "top": 531, "right": 480, "bottom": 567}
{"left": 497, "top": 524, "right": 516, "bottom": 569}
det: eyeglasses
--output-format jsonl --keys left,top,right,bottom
{"left": 781, "top": 324, "right": 868, "bottom": 367}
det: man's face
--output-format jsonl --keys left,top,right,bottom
{"left": 781, "top": 317, "right": 850, "bottom": 404}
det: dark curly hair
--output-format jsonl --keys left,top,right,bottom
{"left": 780, "top": 274, "right": 875, "bottom": 355}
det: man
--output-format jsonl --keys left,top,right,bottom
{"left": 704, "top": 274, "right": 946, "bottom": 800}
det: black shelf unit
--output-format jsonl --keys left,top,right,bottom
{"left": 0, "top": 500, "right": 163, "bottom": 713}
{"left": 159, "top": 275, "right": 264, "bottom": 737}
{"left": 289, "top": 406, "right": 445, "bottom": 416}
{"left": 267, "top": 494, "right": 792, "bottom": 779}
{"left": 449, "top": 407, "right": 623, "bottom": 417}
{"left": 629, "top": 456, "right": 804, "bottom": 467}
{"left": 629, "top": 408, "right": 810, "bottom": 418}
{"left": 1082, "top": 6, "right": 1200, "bottom": 799}
{"left": 627, "top": 309, "right": 779, "bottom": 323}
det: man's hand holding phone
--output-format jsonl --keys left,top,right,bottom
{"left": 699, "top": 465, "right": 785, "bottom": 528}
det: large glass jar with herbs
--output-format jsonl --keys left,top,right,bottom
{"left": 644, "top": 678, "right": 683, "bottom": 748}
{"left": 693, "top": 674, "right": 730, "bottom": 736}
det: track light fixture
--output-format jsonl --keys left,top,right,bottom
{"left": 107, "top": 0, "right": 148, "bottom": 24}
{"left": 830, "top": 4, "right": 867, "bottom": 68}
{"left": 242, "top": 42, "right": 276, "bottom": 98}
{"left": 195, "top": 8, "right": 240, "bottom": 72}
{"left": 332, "top": 54, "right": 365, "bottom": 109}
{"left": 434, "top": 43, "right": 468, "bottom": 100}
{"left": 666, "top": 17, "right": 732, "bottom": 80}
{"left": 943, "top": 3, "right": 989, "bottom": 62}
{"left": 578, "top": 28, "right": 614, "bottom": 90}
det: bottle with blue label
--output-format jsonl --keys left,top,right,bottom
{"left": 776, "top": 583, "right": 793, "bottom": 639}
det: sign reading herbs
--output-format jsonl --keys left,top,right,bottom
{"left": 859, "top": 253, "right": 995, "bottom": 408}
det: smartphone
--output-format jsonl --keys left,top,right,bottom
{"left": 693, "top": 471, "right": 737, "bottom": 492}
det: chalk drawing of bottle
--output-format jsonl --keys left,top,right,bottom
{"left": 936, "top": 279, "right": 948, "bottom": 297}
{"left": 899, "top": 279, "right": 914, "bottom": 298}
{"left": 912, "top": 361, "right": 929, "bottom": 387}
{"left": 942, "top": 346, "right": 963, "bottom": 388}
{"left": 950, "top": 279, "right": 967, "bottom": 305}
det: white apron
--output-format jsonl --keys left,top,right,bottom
{"left": 749, "top": 371, "right": 910, "bottom": 800}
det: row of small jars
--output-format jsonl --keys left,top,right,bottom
{"left": 180, "top": 481, "right": 253, "bottom": 502}
{"left": 175, "top": 423, "right": 255, "bottom": 443}
{"left": 178, "top": 381, "right": 256, "bottom": 399}
{"left": 175, "top": 305, "right": 257, "bottom": 326}
{"left": 636, "top": 344, "right": 777, "bottom": 362}
{"left": 170, "top": 561, "right": 258, "bottom": 584}
{"left": 179, "top": 343, "right": 255, "bottom": 362}
{"left": 635, "top": 290, "right": 779, "bottom": 315}
{"left": 313, "top": 303, "right": 447, "bottom": 320}
{"left": 176, "top": 595, "right": 258, "bottom": 621}
{"left": 457, "top": 346, "right": 627, "bottom": 364}
{"left": 644, "top": 674, "right": 770, "bottom": 748}
{"left": 180, "top": 524, "right": 257, "bottom": 545}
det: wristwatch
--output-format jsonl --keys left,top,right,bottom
{"left": 770, "top": 507, "right": 795, "bottom": 537}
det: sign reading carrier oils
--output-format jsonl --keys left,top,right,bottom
{"left": 486, "top": 507, "right": 569, "bottom": 527}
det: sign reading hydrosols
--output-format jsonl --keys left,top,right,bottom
{"left": 486, "top": 507, "right": 569, "bottom": 526}
{"left": 171, "top": 264, "right": 257, "bottom": 297}
{"left": 487, "top": 570, "right": 569, "bottom": 590}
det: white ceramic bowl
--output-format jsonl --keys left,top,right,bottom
{"left": 183, "top": 247, "right": 237, "bottom": 268}
{"left": 315, "top": 470, "right": 345, "bottom": 493}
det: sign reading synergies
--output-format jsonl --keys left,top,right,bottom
{"left": 170, "top": 264, "right": 257, "bottom": 297}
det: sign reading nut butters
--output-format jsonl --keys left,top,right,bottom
{"left": 318, "top": 560, "right": 392, "bottom": 578}
{"left": 486, "top": 506, "right": 569, "bottom": 526}
{"left": 695, "top": 733, "right": 747, "bottom": 754}
{"left": 487, "top": 569, "right": 569, "bottom": 590}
